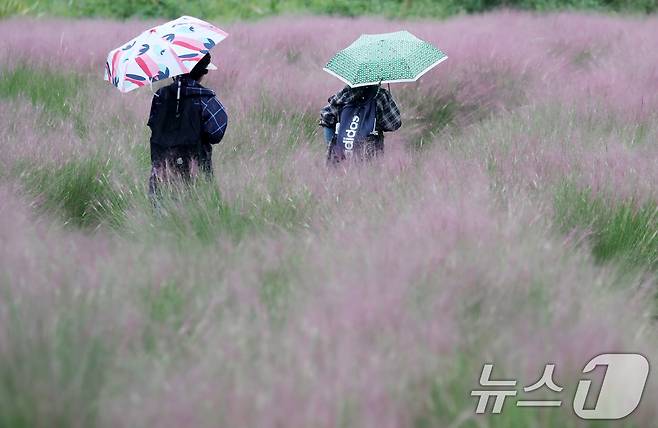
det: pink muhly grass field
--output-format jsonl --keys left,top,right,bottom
{"left": 0, "top": 11, "right": 657, "bottom": 428}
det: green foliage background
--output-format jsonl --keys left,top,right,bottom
{"left": 2, "top": 9, "right": 658, "bottom": 424}
{"left": 2, "top": 0, "right": 657, "bottom": 19}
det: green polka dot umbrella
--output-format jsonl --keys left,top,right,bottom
{"left": 323, "top": 31, "right": 447, "bottom": 88}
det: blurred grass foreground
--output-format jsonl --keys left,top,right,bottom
{"left": 0, "top": 7, "right": 658, "bottom": 428}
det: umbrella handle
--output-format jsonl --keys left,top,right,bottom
{"left": 375, "top": 79, "right": 382, "bottom": 98}
{"left": 148, "top": 79, "right": 159, "bottom": 97}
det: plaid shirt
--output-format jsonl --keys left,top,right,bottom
{"left": 148, "top": 76, "right": 228, "bottom": 145}
{"left": 319, "top": 86, "right": 402, "bottom": 133}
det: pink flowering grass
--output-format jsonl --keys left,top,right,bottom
{"left": 0, "top": 11, "right": 657, "bottom": 428}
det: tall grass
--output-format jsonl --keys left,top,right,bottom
{"left": 19, "top": 157, "right": 128, "bottom": 228}
{"left": 0, "top": 289, "right": 113, "bottom": 428}
{"left": 555, "top": 183, "right": 658, "bottom": 271}
{"left": 0, "top": 11, "right": 657, "bottom": 428}
{"left": 0, "top": 66, "right": 89, "bottom": 135}
{"left": 0, "top": 66, "right": 82, "bottom": 118}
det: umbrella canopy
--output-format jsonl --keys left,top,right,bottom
{"left": 323, "top": 31, "right": 447, "bottom": 88}
{"left": 104, "top": 16, "right": 228, "bottom": 93}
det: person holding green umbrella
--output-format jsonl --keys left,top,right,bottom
{"left": 320, "top": 83, "right": 400, "bottom": 163}
{"left": 320, "top": 30, "right": 447, "bottom": 163}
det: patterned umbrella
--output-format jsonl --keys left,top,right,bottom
{"left": 104, "top": 16, "right": 228, "bottom": 93}
{"left": 323, "top": 31, "right": 447, "bottom": 88}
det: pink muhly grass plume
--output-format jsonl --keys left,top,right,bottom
{"left": 1, "top": 10, "right": 657, "bottom": 428}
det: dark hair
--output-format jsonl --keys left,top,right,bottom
{"left": 189, "top": 53, "right": 211, "bottom": 81}
{"left": 351, "top": 85, "right": 379, "bottom": 103}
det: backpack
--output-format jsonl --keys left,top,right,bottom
{"left": 334, "top": 92, "right": 377, "bottom": 159}
{"left": 149, "top": 79, "right": 202, "bottom": 149}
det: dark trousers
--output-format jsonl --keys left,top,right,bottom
{"left": 148, "top": 144, "right": 213, "bottom": 199}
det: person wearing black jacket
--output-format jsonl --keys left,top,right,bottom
{"left": 147, "top": 53, "right": 228, "bottom": 198}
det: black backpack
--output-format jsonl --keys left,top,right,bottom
{"left": 333, "top": 91, "right": 378, "bottom": 160}
{"left": 150, "top": 80, "right": 202, "bottom": 149}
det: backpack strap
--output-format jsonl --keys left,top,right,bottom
{"left": 175, "top": 77, "right": 182, "bottom": 118}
